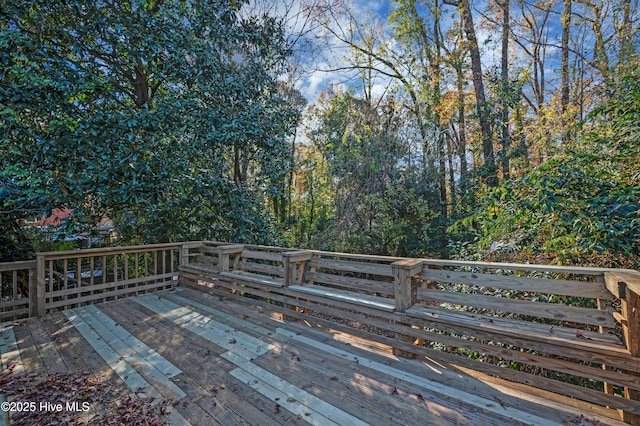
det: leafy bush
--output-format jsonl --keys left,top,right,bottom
{"left": 453, "top": 62, "right": 640, "bottom": 268}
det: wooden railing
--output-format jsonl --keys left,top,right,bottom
{"left": 36, "top": 243, "right": 181, "bottom": 314}
{"left": 180, "top": 242, "right": 640, "bottom": 424}
{"left": 0, "top": 243, "right": 181, "bottom": 318}
{"left": 0, "top": 260, "right": 36, "bottom": 320}
{"left": 1, "top": 241, "right": 639, "bottom": 422}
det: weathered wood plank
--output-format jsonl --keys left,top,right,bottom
{"left": 46, "top": 272, "right": 176, "bottom": 298}
{"left": 255, "top": 333, "right": 475, "bottom": 425}
{"left": 420, "top": 259, "right": 625, "bottom": 275}
{"left": 180, "top": 264, "right": 219, "bottom": 275}
{"left": 0, "top": 261, "right": 37, "bottom": 272}
{"left": 104, "top": 300, "right": 288, "bottom": 426}
{"left": 38, "top": 243, "right": 182, "bottom": 260}
{"left": 418, "top": 288, "right": 616, "bottom": 328}
{"left": 224, "top": 352, "right": 370, "bottom": 426}
{"left": 237, "top": 262, "right": 284, "bottom": 277}
{"left": 11, "top": 325, "right": 44, "bottom": 375}
{"left": 240, "top": 250, "right": 283, "bottom": 262}
{"left": 219, "top": 271, "right": 284, "bottom": 288}
{"left": 45, "top": 279, "right": 177, "bottom": 309}
{"left": 288, "top": 285, "right": 394, "bottom": 312}
{"left": 276, "top": 328, "right": 559, "bottom": 426}
{"left": 0, "top": 308, "right": 29, "bottom": 321}
{"left": 162, "top": 290, "right": 624, "bottom": 424}
{"left": 27, "top": 318, "right": 69, "bottom": 374}
{"left": 398, "top": 319, "right": 640, "bottom": 391}
{"left": 132, "top": 295, "right": 275, "bottom": 359}
{"left": 304, "top": 271, "right": 394, "bottom": 296}
{"left": 62, "top": 310, "right": 161, "bottom": 398}
{"left": 82, "top": 305, "right": 182, "bottom": 379}
{"left": 63, "top": 309, "right": 192, "bottom": 426}
{"left": 162, "top": 292, "right": 273, "bottom": 336}
{"left": 309, "top": 258, "right": 394, "bottom": 277}
{"left": 311, "top": 251, "right": 404, "bottom": 263}
{"left": 0, "top": 326, "right": 24, "bottom": 375}
{"left": 405, "top": 305, "right": 630, "bottom": 360}
{"left": 421, "top": 269, "right": 613, "bottom": 299}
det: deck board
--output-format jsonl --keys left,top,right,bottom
{"left": 0, "top": 287, "right": 629, "bottom": 426}
{"left": 103, "top": 297, "right": 292, "bottom": 426}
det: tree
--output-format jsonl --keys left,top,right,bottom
{"left": 453, "top": 59, "right": 640, "bottom": 267}
{"left": 443, "top": 0, "right": 496, "bottom": 185}
{"left": 1, "top": 0, "right": 298, "bottom": 247}
{"left": 303, "top": 87, "right": 438, "bottom": 256}
{"left": 500, "top": 0, "right": 511, "bottom": 179}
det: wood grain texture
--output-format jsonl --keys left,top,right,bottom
{"left": 421, "top": 269, "right": 612, "bottom": 299}
{"left": 418, "top": 288, "right": 616, "bottom": 328}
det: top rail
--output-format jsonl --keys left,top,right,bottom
{"left": 37, "top": 242, "right": 183, "bottom": 259}
{"left": 0, "top": 260, "right": 37, "bottom": 272}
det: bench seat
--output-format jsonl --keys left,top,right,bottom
{"left": 288, "top": 284, "right": 394, "bottom": 312}
{"left": 219, "top": 271, "right": 285, "bottom": 288}
{"left": 405, "top": 304, "right": 633, "bottom": 366}
{"left": 179, "top": 263, "right": 219, "bottom": 275}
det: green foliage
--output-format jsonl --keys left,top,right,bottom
{"left": 0, "top": 209, "right": 34, "bottom": 261}
{"left": 1, "top": 0, "right": 298, "bottom": 252}
{"left": 452, "top": 61, "right": 640, "bottom": 267}
{"left": 290, "top": 88, "right": 440, "bottom": 256}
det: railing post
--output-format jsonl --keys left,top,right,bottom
{"left": 35, "top": 254, "right": 46, "bottom": 317}
{"left": 605, "top": 271, "right": 640, "bottom": 425}
{"left": 391, "top": 259, "right": 423, "bottom": 358}
{"left": 179, "top": 243, "right": 189, "bottom": 268}
{"left": 283, "top": 251, "right": 314, "bottom": 287}
{"left": 282, "top": 251, "right": 313, "bottom": 321}
{"left": 392, "top": 259, "right": 423, "bottom": 312}
{"left": 28, "top": 265, "right": 37, "bottom": 317}
{"left": 283, "top": 254, "right": 292, "bottom": 287}
{"left": 216, "top": 244, "right": 244, "bottom": 273}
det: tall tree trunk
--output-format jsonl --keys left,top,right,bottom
{"left": 561, "top": 0, "right": 571, "bottom": 112}
{"left": 445, "top": 0, "right": 496, "bottom": 185}
{"left": 433, "top": 1, "right": 449, "bottom": 258}
{"left": 561, "top": 0, "right": 571, "bottom": 144}
{"left": 500, "top": 0, "right": 510, "bottom": 179}
{"left": 619, "top": 0, "right": 633, "bottom": 61}
{"left": 455, "top": 61, "right": 469, "bottom": 178}
{"left": 447, "top": 133, "right": 457, "bottom": 215}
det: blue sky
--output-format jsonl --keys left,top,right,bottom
{"left": 256, "top": 0, "right": 614, "bottom": 110}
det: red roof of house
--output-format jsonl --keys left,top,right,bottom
{"left": 34, "top": 207, "right": 72, "bottom": 227}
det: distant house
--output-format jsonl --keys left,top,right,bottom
{"left": 22, "top": 207, "right": 115, "bottom": 248}
{"left": 25, "top": 207, "right": 73, "bottom": 227}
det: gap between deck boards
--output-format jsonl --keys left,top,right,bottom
{"left": 133, "top": 293, "right": 372, "bottom": 426}
{"left": 134, "top": 292, "right": 569, "bottom": 426}
{"left": 62, "top": 308, "right": 190, "bottom": 426}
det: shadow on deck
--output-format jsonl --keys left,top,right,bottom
{"left": 1, "top": 287, "right": 626, "bottom": 426}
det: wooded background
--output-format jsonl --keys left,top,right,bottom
{"left": 1, "top": 0, "right": 638, "bottom": 268}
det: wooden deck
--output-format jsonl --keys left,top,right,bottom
{"left": 1, "top": 286, "right": 627, "bottom": 426}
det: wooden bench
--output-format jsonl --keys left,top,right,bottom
{"left": 219, "top": 270, "right": 284, "bottom": 289}
{"left": 397, "top": 263, "right": 640, "bottom": 417}
{"left": 289, "top": 253, "right": 396, "bottom": 312}
{"left": 288, "top": 284, "right": 394, "bottom": 312}
{"left": 216, "top": 248, "right": 312, "bottom": 291}
{"left": 179, "top": 243, "right": 244, "bottom": 287}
